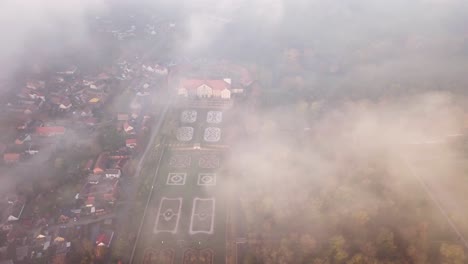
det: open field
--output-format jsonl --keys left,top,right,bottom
{"left": 134, "top": 149, "right": 227, "bottom": 264}
{"left": 133, "top": 107, "right": 229, "bottom": 264}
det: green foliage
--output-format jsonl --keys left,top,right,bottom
{"left": 239, "top": 153, "right": 466, "bottom": 264}
{"left": 98, "top": 125, "right": 125, "bottom": 151}
{"left": 440, "top": 243, "right": 465, "bottom": 264}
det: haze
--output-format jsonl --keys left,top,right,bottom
{"left": 0, "top": 0, "right": 467, "bottom": 263}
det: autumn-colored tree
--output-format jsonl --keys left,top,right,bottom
{"left": 440, "top": 243, "right": 465, "bottom": 264}
{"left": 376, "top": 228, "right": 397, "bottom": 259}
{"left": 329, "top": 235, "right": 349, "bottom": 263}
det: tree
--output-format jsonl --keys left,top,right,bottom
{"left": 352, "top": 210, "right": 370, "bottom": 226}
{"left": 440, "top": 243, "right": 465, "bottom": 264}
{"left": 299, "top": 234, "right": 317, "bottom": 254}
{"left": 80, "top": 239, "right": 96, "bottom": 264}
{"left": 376, "top": 228, "right": 397, "bottom": 259}
{"left": 243, "top": 252, "right": 259, "bottom": 264}
{"left": 329, "top": 236, "right": 349, "bottom": 263}
{"left": 98, "top": 125, "right": 125, "bottom": 151}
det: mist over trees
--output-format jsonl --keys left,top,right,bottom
{"left": 1, "top": 0, "right": 468, "bottom": 263}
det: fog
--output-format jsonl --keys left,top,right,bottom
{"left": 224, "top": 92, "right": 467, "bottom": 262}
{"left": 1, "top": 0, "right": 468, "bottom": 262}
{"left": 0, "top": 0, "right": 108, "bottom": 81}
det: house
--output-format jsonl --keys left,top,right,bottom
{"left": 88, "top": 97, "right": 101, "bottom": 104}
{"left": 17, "top": 120, "right": 32, "bottom": 131}
{"left": 7, "top": 197, "right": 25, "bottom": 221}
{"left": 88, "top": 174, "right": 102, "bottom": 184}
{"left": 178, "top": 79, "right": 232, "bottom": 99}
{"left": 57, "top": 66, "right": 78, "bottom": 75}
{"left": 80, "top": 179, "right": 119, "bottom": 205}
{"left": 59, "top": 98, "right": 72, "bottom": 110}
{"left": 96, "top": 230, "right": 114, "bottom": 247}
{"left": 4, "top": 153, "right": 20, "bottom": 164}
{"left": 15, "top": 134, "right": 31, "bottom": 145}
{"left": 97, "top": 72, "right": 111, "bottom": 81}
{"left": 32, "top": 234, "right": 70, "bottom": 263}
{"left": 7, "top": 104, "right": 39, "bottom": 116}
{"left": 123, "top": 121, "right": 135, "bottom": 134}
{"left": 93, "top": 153, "right": 109, "bottom": 174}
{"left": 117, "top": 113, "right": 129, "bottom": 121}
{"left": 104, "top": 169, "right": 121, "bottom": 179}
{"left": 82, "top": 159, "right": 94, "bottom": 172}
{"left": 26, "top": 81, "right": 45, "bottom": 90}
{"left": 82, "top": 117, "right": 98, "bottom": 126}
{"left": 51, "top": 253, "right": 67, "bottom": 264}
{"left": 24, "top": 144, "right": 39, "bottom": 155}
{"left": 136, "top": 90, "right": 150, "bottom": 97}
{"left": 77, "top": 107, "right": 93, "bottom": 117}
{"left": 15, "top": 245, "right": 29, "bottom": 262}
{"left": 95, "top": 230, "right": 114, "bottom": 259}
{"left": 153, "top": 64, "right": 168, "bottom": 75}
{"left": 35, "top": 126, "right": 65, "bottom": 137}
{"left": 125, "top": 138, "right": 137, "bottom": 148}
{"left": 26, "top": 90, "right": 45, "bottom": 101}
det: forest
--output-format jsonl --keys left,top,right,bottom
{"left": 206, "top": 1, "right": 468, "bottom": 263}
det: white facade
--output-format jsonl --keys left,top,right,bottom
{"left": 178, "top": 87, "right": 188, "bottom": 97}
{"left": 197, "top": 84, "right": 213, "bottom": 98}
{"left": 105, "top": 169, "right": 121, "bottom": 179}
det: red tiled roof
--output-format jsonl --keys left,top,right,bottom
{"left": 123, "top": 122, "right": 134, "bottom": 132}
{"left": 94, "top": 153, "right": 109, "bottom": 174}
{"left": 86, "top": 196, "right": 95, "bottom": 205}
{"left": 126, "top": 138, "right": 137, "bottom": 145}
{"left": 4, "top": 153, "right": 20, "bottom": 163}
{"left": 117, "top": 114, "right": 129, "bottom": 121}
{"left": 82, "top": 117, "right": 97, "bottom": 125}
{"left": 96, "top": 233, "right": 107, "bottom": 245}
{"left": 51, "top": 253, "right": 66, "bottom": 264}
{"left": 83, "top": 159, "right": 94, "bottom": 171}
{"left": 181, "top": 79, "right": 231, "bottom": 91}
{"left": 60, "top": 98, "right": 72, "bottom": 107}
{"left": 97, "top": 73, "right": 111, "bottom": 80}
{"left": 50, "top": 96, "right": 61, "bottom": 105}
{"left": 105, "top": 169, "right": 121, "bottom": 175}
{"left": 36, "top": 126, "right": 65, "bottom": 136}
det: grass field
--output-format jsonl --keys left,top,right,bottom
{"left": 134, "top": 107, "right": 228, "bottom": 264}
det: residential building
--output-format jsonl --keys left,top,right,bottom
{"left": 178, "top": 79, "right": 232, "bottom": 99}
{"left": 125, "top": 138, "right": 137, "bottom": 148}
{"left": 35, "top": 126, "right": 66, "bottom": 137}
{"left": 104, "top": 169, "right": 121, "bottom": 179}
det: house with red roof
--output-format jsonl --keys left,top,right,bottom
{"left": 80, "top": 179, "right": 119, "bottom": 205}
{"left": 4, "top": 153, "right": 20, "bottom": 164}
{"left": 35, "top": 126, "right": 65, "bottom": 137}
{"left": 15, "top": 134, "right": 31, "bottom": 145}
{"left": 96, "top": 231, "right": 114, "bottom": 247}
{"left": 82, "top": 159, "right": 95, "bottom": 173}
{"left": 93, "top": 152, "right": 109, "bottom": 174}
{"left": 51, "top": 253, "right": 66, "bottom": 264}
{"left": 123, "top": 121, "right": 135, "bottom": 134}
{"left": 178, "top": 79, "right": 232, "bottom": 99}
{"left": 104, "top": 169, "right": 121, "bottom": 179}
{"left": 125, "top": 138, "right": 137, "bottom": 148}
{"left": 117, "top": 113, "right": 129, "bottom": 121}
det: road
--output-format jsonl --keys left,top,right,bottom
{"left": 126, "top": 97, "right": 171, "bottom": 262}
{"left": 129, "top": 141, "right": 166, "bottom": 263}
{"left": 48, "top": 213, "right": 115, "bottom": 231}
{"left": 404, "top": 156, "right": 468, "bottom": 249}
{"left": 114, "top": 97, "right": 171, "bottom": 263}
